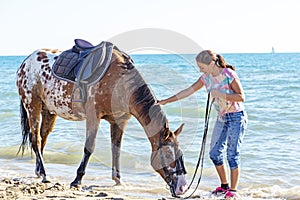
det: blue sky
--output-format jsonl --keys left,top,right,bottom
{"left": 1, "top": 0, "right": 300, "bottom": 55}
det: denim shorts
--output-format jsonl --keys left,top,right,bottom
{"left": 209, "top": 111, "right": 248, "bottom": 169}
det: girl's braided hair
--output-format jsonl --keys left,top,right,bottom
{"left": 196, "top": 50, "right": 235, "bottom": 71}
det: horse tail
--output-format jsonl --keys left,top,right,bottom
{"left": 17, "top": 100, "right": 32, "bottom": 155}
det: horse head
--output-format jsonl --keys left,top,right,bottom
{"left": 150, "top": 123, "right": 188, "bottom": 197}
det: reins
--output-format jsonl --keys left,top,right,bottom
{"left": 184, "top": 92, "right": 215, "bottom": 199}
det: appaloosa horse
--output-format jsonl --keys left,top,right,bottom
{"left": 16, "top": 43, "right": 188, "bottom": 196}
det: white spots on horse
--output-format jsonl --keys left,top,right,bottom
{"left": 43, "top": 77, "right": 73, "bottom": 118}
{"left": 87, "top": 86, "right": 99, "bottom": 105}
{"left": 16, "top": 51, "right": 42, "bottom": 106}
{"left": 36, "top": 50, "right": 66, "bottom": 109}
{"left": 92, "top": 83, "right": 106, "bottom": 104}
{"left": 41, "top": 50, "right": 79, "bottom": 119}
{"left": 100, "top": 82, "right": 108, "bottom": 103}
{"left": 17, "top": 49, "right": 77, "bottom": 120}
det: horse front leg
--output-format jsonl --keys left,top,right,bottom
{"left": 110, "top": 116, "right": 129, "bottom": 185}
{"left": 71, "top": 108, "right": 100, "bottom": 188}
{"left": 70, "top": 146, "right": 92, "bottom": 188}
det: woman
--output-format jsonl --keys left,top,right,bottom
{"left": 157, "top": 50, "right": 247, "bottom": 198}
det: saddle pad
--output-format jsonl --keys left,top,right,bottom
{"left": 52, "top": 49, "right": 80, "bottom": 81}
{"left": 52, "top": 41, "right": 114, "bottom": 85}
{"left": 78, "top": 42, "right": 114, "bottom": 86}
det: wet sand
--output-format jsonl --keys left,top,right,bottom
{"left": 0, "top": 176, "right": 168, "bottom": 200}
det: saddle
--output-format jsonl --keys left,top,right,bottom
{"left": 52, "top": 39, "right": 114, "bottom": 103}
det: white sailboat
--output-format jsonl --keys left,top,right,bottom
{"left": 271, "top": 46, "right": 275, "bottom": 53}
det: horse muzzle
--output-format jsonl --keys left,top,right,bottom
{"left": 169, "top": 174, "right": 188, "bottom": 197}
{"left": 168, "top": 155, "right": 188, "bottom": 197}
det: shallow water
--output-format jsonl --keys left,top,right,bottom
{"left": 0, "top": 53, "right": 299, "bottom": 199}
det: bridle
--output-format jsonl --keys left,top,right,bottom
{"left": 153, "top": 129, "right": 187, "bottom": 197}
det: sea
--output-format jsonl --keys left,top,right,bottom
{"left": 0, "top": 52, "right": 299, "bottom": 199}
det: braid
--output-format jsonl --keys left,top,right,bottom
{"left": 226, "top": 64, "right": 236, "bottom": 71}
{"left": 216, "top": 54, "right": 236, "bottom": 71}
{"left": 196, "top": 50, "right": 236, "bottom": 71}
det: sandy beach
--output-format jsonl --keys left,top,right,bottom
{"left": 0, "top": 177, "right": 125, "bottom": 200}
{"left": 0, "top": 176, "right": 168, "bottom": 200}
{"left": 0, "top": 173, "right": 295, "bottom": 200}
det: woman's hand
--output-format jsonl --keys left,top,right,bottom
{"left": 156, "top": 99, "right": 168, "bottom": 105}
{"left": 210, "top": 89, "right": 225, "bottom": 99}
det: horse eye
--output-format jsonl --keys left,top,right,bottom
{"left": 121, "top": 64, "right": 128, "bottom": 69}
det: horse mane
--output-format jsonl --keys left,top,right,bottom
{"left": 128, "top": 69, "right": 167, "bottom": 135}
{"left": 112, "top": 47, "right": 167, "bottom": 135}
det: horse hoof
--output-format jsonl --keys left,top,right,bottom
{"left": 112, "top": 176, "right": 125, "bottom": 186}
{"left": 35, "top": 171, "right": 41, "bottom": 178}
{"left": 70, "top": 181, "right": 81, "bottom": 188}
{"left": 42, "top": 177, "right": 51, "bottom": 183}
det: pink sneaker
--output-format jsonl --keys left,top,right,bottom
{"left": 224, "top": 190, "right": 237, "bottom": 199}
{"left": 212, "top": 186, "right": 227, "bottom": 194}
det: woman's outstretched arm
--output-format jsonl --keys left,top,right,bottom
{"left": 157, "top": 78, "right": 204, "bottom": 105}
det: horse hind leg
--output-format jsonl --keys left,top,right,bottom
{"left": 25, "top": 97, "right": 50, "bottom": 183}
{"left": 40, "top": 105, "right": 57, "bottom": 154}
{"left": 35, "top": 105, "right": 57, "bottom": 180}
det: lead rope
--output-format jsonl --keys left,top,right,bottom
{"left": 184, "top": 92, "right": 215, "bottom": 199}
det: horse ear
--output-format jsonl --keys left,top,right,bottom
{"left": 174, "top": 123, "right": 184, "bottom": 137}
{"left": 162, "top": 122, "right": 171, "bottom": 141}
{"left": 164, "top": 121, "right": 169, "bottom": 129}
{"left": 163, "top": 131, "right": 170, "bottom": 141}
